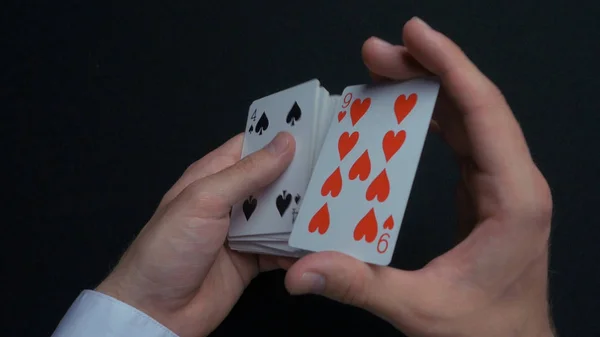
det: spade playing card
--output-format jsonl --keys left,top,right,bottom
{"left": 288, "top": 78, "right": 440, "bottom": 265}
{"left": 228, "top": 79, "right": 326, "bottom": 239}
{"left": 227, "top": 77, "right": 440, "bottom": 264}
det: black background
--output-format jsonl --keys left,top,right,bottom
{"left": 3, "top": 0, "right": 600, "bottom": 336}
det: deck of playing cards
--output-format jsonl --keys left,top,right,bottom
{"left": 228, "top": 78, "right": 440, "bottom": 265}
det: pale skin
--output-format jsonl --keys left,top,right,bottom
{"left": 97, "top": 17, "right": 555, "bottom": 337}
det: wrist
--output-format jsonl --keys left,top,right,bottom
{"left": 96, "top": 269, "right": 212, "bottom": 337}
{"left": 445, "top": 301, "right": 555, "bottom": 337}
{"left": 96, "top": 268, "right": 171, "bottom": 323}
{"left": 96, "top": 273, "right": 146, "bottom": 313}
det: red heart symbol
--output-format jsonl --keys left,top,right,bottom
{"left": 348, "top": 150, "right": 371, "bottom": 181}
{"left": 394, "top": 93, "right": 417, "bottom": 125}
{"left": 383, "top": 216, "right": 394, "bottom": 230}
{"left": 338, "top": 131, "right": 359, "bottom": 161}
{"left": 337, "top": 110, "right": 346, "bottom": 122}
{"left": 321, "top": 167, "right": 343, "bottom": 198}
{"left": 309, "top": 203, "right": 330, "bottom": 235}
{"left": 350, "top": 98, "right": 371, "bottom": 126}
{"left": 366, "top": 169, "right": 390, "bottom": 203}
{"left": 382, "top": 130, "right": 406, "bottom": 162}
{"left": 353, "top": 208, "right": 378, "bottom": 243}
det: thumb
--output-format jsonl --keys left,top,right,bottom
{"left": 177, "top": 132, "right": 295, "bottom": 217}
{"left": 285, "top": 252, "right": 420, "bottom": 323}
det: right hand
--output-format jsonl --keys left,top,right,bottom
{"left": 285, "top": 17, "right": 555, "bottom": 337}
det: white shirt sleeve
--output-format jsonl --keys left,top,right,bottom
{"left": 52, "top": 290, "right": 178, "bottom": 337}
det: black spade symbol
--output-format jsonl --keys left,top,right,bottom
{"left": 286, "top": 102, "right": 302, "bottom": 126}
{"left": 294, "top": 194, "right": 301, "bottom": 204}
{"left": 248, "top": 124, "right": 254, "bottom": 134}
{"left": 255, "top": 112, "right": 269, "bottom": 135}
{"left": 276, "top": 190, "right": 292, "bottom": 217}
{"left": 242, "top": 196, "right": 257, "bottom": 220}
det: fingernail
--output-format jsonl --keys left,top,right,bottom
{"left": 294, "top": 272, "right": 326, "bottom": 294}
{"left": 265, "top": 132, "right": 290, "bottom": 155}
{"left": 412, "top": 16, "right": 432, "bottom": 29}
{"left": 371, "top": 36, "right": 393, "bottom": 48}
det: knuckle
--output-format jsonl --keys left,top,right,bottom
{"left": 506, "top": 169, "right": 553, "bottom": 229}
{"left": 184, "top": 158, "right": 203, "bottom": 174}
{"left": 534, "top": 178, "right": 553, "bottom": 222}
{"left": 451, "top": 72, "right": 507, "bottom": 114}
{"left": 489, "top": 83, "right": 506, "bottom": 102}
{"left": 478, "top": 83, "right": 507, "bottom": 112}
{"left": 184, "top": 149, "right": 240, "bottom": 179}
{"left": 178, "top": 179, "right": 228, "bottom": 218}
{"left": 184, "top": 155, "right": 212, "bottom": 176}
{"left": 336, "top": 270, "right": 370, "bottom": 308}
{"left": 234, "top": 153, "right": 262, "bottom": 175}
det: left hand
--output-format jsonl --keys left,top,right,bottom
{"left": 97, "top": 132, "right": 296, "bottom": 337}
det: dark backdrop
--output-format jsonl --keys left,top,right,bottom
{"left": 3, "top": 0, "right": 600, "bottom": 336}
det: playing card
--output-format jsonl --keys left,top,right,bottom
{"left": 252, "top": 241, "right": 305, "bottom": 254}
{"left": 227, "top": 233, "right": 290, "bottom": 242}
{"left": 313, "top": 94, "right": 340, "bottom": 166}
{"left": 228, "top": 242, "right": 298, "bottom": 257}
{"left": 229, "top": 79, "right": 322, "bottom": 238}
{"left": 288, "top": 78, "right": 440, "bottom": 265}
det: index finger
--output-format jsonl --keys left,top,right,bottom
{"left": 159, "top": 133, "right": 244, "bottom": 208}
{"left": 362, "top": 36, "right": 430, "bottom": 81}
{"left": 402, "top": 17, "right": 533, "bottom": 174}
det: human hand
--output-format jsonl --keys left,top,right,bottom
{"left": 97, "top": 132, "right": 296, "bottom": 337}
{"left": 285, "top": 18, "right": 555, "bottom": 337}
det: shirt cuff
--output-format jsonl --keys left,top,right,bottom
{"left": 52, "top": 290, "right": 178, "bottom": 337}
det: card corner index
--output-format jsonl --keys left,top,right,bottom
{"left": 247, "top": 98, "right": 263, "bottom": 115}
